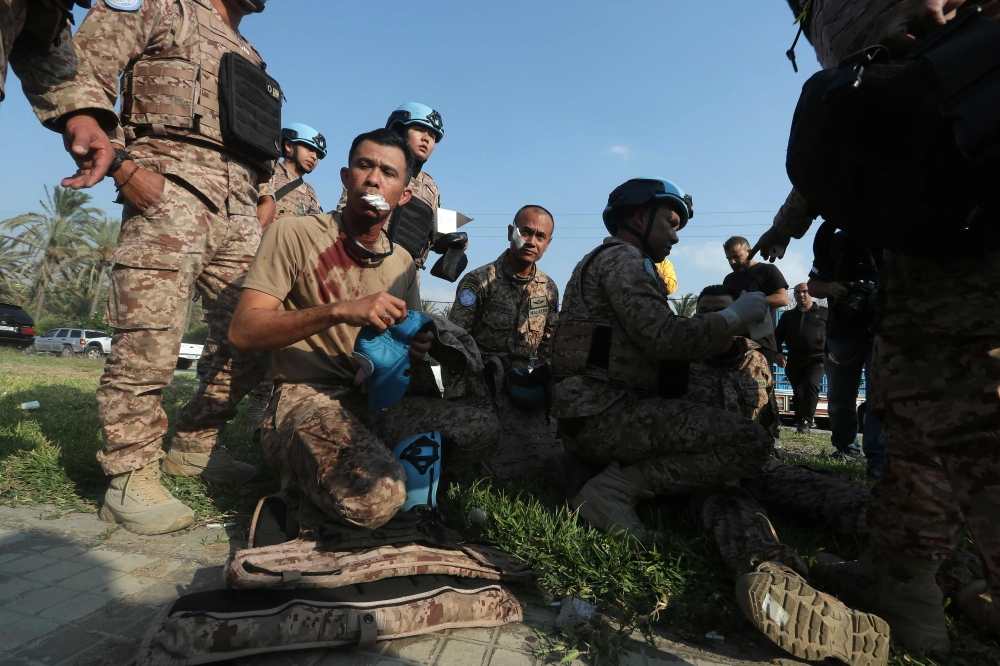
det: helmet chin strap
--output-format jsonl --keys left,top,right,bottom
{"left": 619, "top": 207, "right": 659, "bottom": 258}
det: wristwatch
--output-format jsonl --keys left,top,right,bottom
{"left": 108, "top": 148, "right": 131, "bottom": 176}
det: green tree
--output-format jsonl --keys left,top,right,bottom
{"left": 0, "top": 236, "right": 28, "bottom": 303}
{"left": 80, "top": 213, "right": 120, "bottom": 316}
{"left": 670, "top": 293, "right": 697, "bottom": 317}
{"left": 1, "top": 186, "right": 100, "bottom": 320}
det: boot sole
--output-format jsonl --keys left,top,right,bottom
{"left": 99, "top": 504, "right": 195, "bottom": 536}
{"left": 737, "top": 571, "right": 890, "bottom": 666}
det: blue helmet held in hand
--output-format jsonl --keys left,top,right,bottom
{"left": 281, "top": 123, "right": 327, "bottom": 159}
{"left": 353, "top": 311, "right": 435, "bottom": 411}
{"left": 386, "top": 102, "right": 444, "bottom": 142}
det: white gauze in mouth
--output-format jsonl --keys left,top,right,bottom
{"left": 361, "top": 194, "right": 390, "bottom": 211}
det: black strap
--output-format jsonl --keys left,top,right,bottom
{"left": 274, "top": 177, "right": 304, "bottom": 202}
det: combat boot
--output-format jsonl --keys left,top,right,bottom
{"left": 570, "top": 462, "right": 656, "bottom": 543}
{"left": 954, "top": 579, "right": 999, "bottom": 636}
{"left": 736, "top": 560, "right": 889, "bottom": 666}
{"left": 99, "top": 457, "right": 195, "bottom": 535}
{"left": 814, "top": 549, "right": 951, "bottom": 654}
{"left": 162, "top": 446, "right": 256, "bottom": 484}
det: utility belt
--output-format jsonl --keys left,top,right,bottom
{"left": 551, "top": 320, "right": 689, "bottom": 396}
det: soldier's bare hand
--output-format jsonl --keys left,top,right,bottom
{"left": 333, "top": 292, "right": 407, "bottom": 331}
{"left": 61, "top": 114, "right": 115, "bottom": 189}
{"left": 830, "top": 283, "right": 851, "bottom": 300}
{"left": 750, "top": 227, "right": 791, "bottom": 263}
{"left": 117, "top": 166, "right": 166, "bottom": 213}
{"left": 775, "top": 352, "right": 788, "bottom": 369}
{"left": 409, "top": 331, "right": 434, "bottom": 361}
{"left": 875, "top": 0, "right": 966, "bottom": 53}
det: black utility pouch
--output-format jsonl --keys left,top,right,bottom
{"left": 218, "top": 52, "right": 283, "bottom": 163}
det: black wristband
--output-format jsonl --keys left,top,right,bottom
{"left": 108, "top": 148, "right": 131, "bottom": 175}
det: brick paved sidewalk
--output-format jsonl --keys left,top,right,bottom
{"left": 0, "top": 505, "right": 802, "bottom": 666}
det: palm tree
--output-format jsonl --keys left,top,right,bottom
{"left": 1, "top": 186, "right": 100, "bottom": 319}
{"left": 670, "top": 293, "right": 698, "bottom": 317}
{"left": 0, "top": 236, "right": 28, "bottom": 302}
{"left": 80, "top": 213, "right": 120, "bottom": 316}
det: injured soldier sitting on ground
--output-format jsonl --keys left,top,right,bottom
{"left": 228, "top": 128, "right": 500, "bottom": 532}
{"left": 547, "top": 178, "right": 891, "bottom": 666}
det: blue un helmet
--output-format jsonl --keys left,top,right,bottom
{"left": 281, "top": 123, "right": 327, "bottom": 159}
{"left": 386, "top": 102, "right": 444, "bottom": 142}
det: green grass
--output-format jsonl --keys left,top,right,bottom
{"left": 0, "top": 348, "right": 997, "bottom": 665}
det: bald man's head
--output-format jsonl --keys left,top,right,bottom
{"left": 793, "top": 282, "right": 812, "bottom": 309}
{"left": 508, "top": 205, "right": 554, "bottom": 270}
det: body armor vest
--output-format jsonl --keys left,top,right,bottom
{"left": 120, "top": 0, "right": 278, "bottom": 168}
{"left": 550, "top": 242, "right": 661, "bottom": 391}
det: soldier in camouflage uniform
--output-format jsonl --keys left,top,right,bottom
{"left": 38, "top": 0, "right": 278, "bottom": 535}
{"left": 755, "top": 0, "right": 1000, "bottom": 652}
{"left": 448, "top": 205, "right": 558, "bottom": 374}
{"left": 229, "top": 129, "right": 499, "bottom": 530}
{"left": 336, "top": 103, "right": 452, "bottom": 278}
{"left": 552, "top": 179, "right": 889, "bottom": 665}
{"left": 1, "top": 0, "right": 117, "bottom": 189}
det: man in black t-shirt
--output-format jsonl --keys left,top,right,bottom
{"left": 722, "top": 236, "right": 789, "bottom": 366}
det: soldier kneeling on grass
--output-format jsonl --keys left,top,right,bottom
{"left": 548, "top": 178, "right": 891, "bottom": 666}
{"left": 228, "top": 128, "right": 499, "bottom": 529}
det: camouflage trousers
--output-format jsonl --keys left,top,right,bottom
{"left": 260, "top": 382, "right": 500, "bottom": 530}
{"left": 560, "top": 394, "right": 772, "bottom": 495}
{"left": 867, "top": 335, "right": 1000, "bottom": 607}
{"left": 96, "top": 175, "right": 265, "bottom": 474}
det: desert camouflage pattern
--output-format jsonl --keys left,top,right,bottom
{"left": 226, "top": 538, "right": 536, "bottom": 589}
{"left": 478, "top": 357, "right": 563, "bottom": 479}
{"left": 552, "top": 239, "right": 730, "bottom": 419}
{"left": 0, "top": 0, "right": 80, "bottom": 110}
{"left": 561, "top": 392, "right": 772, "bottom": 496}
{"left": 271, "top": 162, "right": 322, "bottom": 219}
{"left": 137, "top": 581, "right": 522, "bottom": 666}
{"left": 866, "top": 335, "right": 1000, "bottom": 608}
{"left": 40, "top": 1, "right": 272, "bottom": 207}
{"left": 686, "top": 338, "right": 776, "bottom": 425}
{"left": 336, "top": 171, "right": 441, "bottom": 268}
{"left": 260, "top": 382, "right": 499, "bottom": 530}
{"left": 96, "top": 170, "right": 266, "bottom": 474}
{"left": 448, "top": 251, "right": 559, "bottom": 373}
{"left": 691, "top": 487, "right": 809, "bottom": 581}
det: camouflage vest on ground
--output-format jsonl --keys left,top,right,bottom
{"left": 550, "top": 241, "right": 659, "bottom": 391}
{"left": 120, "top": 0, "right": 268, "bottom": 166}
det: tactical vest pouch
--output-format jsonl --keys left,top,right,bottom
{"left": 786, "top": 7, "right": 1000, "bottom": 255}
{"left": 137, "top": 576, "right": 523, "bottom": 666}
{"left": 218, "top": 52, "right": 282, "bottom": 163}
{"left": 550, "top": 321, "right": 659, "bottom": 390}
{"left": 389, "top": 197, "right": 436, "bottom": 259}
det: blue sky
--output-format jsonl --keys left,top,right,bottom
{"left": 0, "top": 0, "right": 824, "bottom": 306}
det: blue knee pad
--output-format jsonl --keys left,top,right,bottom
{"left": 392, "top": 431, "right": 442, "bottom": 512}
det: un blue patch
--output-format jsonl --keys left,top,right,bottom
{"left": 459, "top": 289, "right": 477, "bottom": 307}
{"left": 643, "top": 258, "right": 657, "bottom": 278}
{"left": 104, "top": 0, "right": 142, "bottom": 11}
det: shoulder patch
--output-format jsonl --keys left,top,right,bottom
{"left": 643, "top": 258, "right": 657, "bottom": 278}
{"left": 459, "top": 289, "right": 477, "bottom": 307}
{"left": 104, "top": 0, "right": 142, "bottom": 10}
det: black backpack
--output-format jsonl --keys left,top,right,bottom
{"left": 786, "top": 6, "right": 1000, "bottom": 256}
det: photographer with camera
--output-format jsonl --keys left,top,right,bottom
{"left": 807, "top": 221, "right": 884, "bottom": 478}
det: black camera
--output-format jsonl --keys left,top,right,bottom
{"left": 838, "top": 280, "right": 877, "bottom": 316}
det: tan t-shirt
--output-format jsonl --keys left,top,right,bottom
{"left": 243, "top": 212, "right": 421, "bottom": 385}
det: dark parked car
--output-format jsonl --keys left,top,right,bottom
{"left": 0, "top": 303, "right": 35, "bottom": 350}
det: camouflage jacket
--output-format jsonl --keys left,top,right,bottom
{"left": 0, "top": 0, "right": 79, "bottom": 113}
{"left": 551, "top": 238, "right": 731, "bottom": 419}
{"left": 448, "top": 251, "right": 559, "bottom": 372}
{"left": 271, "top": 162, "right": 322, "bottom": 219}
{"left": 336, "top": 170, "right": 441, "bottom": 268}
{"left": 37, "top": 0, "right": 272, "bottom": 211}
{"left": 686, "top": 338, "right": 777, "bottom": 426}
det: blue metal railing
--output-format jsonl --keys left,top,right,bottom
{"left": 772, "top": 366, "right": 866, "bottom": 397}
